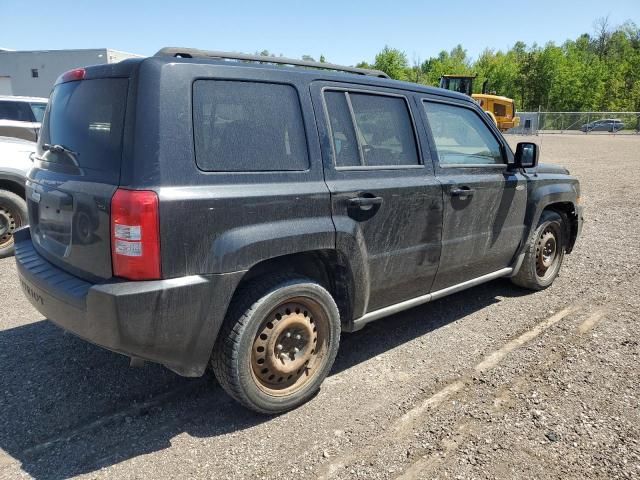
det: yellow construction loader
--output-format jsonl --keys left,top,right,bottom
{"left": 439, "top": 75, "right": 520, "bottom": 132}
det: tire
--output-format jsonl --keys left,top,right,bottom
{"left": 0, "top": 190, "right": 27, "bottom": 259}
{"left": 511, "top": 210, "right": 565, "bottom": 291}
{"left": 211, "top": 274, "right": 341, "bottom": 414}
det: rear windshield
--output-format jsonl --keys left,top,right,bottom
{"left": 39, "top": 78, "right": 128, "bottom": 171}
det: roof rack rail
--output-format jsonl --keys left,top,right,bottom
{"left": 154, "top": 47, "right": 390, "bottom": 79}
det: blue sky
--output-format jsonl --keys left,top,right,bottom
{"left": 1, "top": 0, "right": 638, "bottom": 65}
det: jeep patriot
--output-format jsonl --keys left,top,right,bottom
{"left": 15, "top": 48, "right": 583, "bottom": 413}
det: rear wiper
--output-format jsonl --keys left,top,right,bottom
{"left": 43, "top": 143, "right": 79, "bottom": 156}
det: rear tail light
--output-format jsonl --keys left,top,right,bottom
{"left": 55, "top": 68, "right": 86, "bottom": 85}
{"left": 111, "top": 189, "right": 161, "bottom": 280}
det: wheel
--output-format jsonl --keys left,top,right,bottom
{"left": 511, "top": 210, "right": 565, "bottom": 290}
{"left": 0, "top": 190, "right": 27, "bottom": 259}
{"left": 211, "top": 275, "right": 341, "bottom": 414}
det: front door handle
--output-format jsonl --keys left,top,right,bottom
{"left": 347, "top": 196, "right": 384, "bottom": 208}
{"left": 450, "top": 187, "right": 475, "bottom": 197}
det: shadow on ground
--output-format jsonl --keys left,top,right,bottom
{"left": 0, "top": 279, "right": 528, "bottom": 479}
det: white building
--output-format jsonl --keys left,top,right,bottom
{"left": 0, "top": 48, "right": 142, "bottom": 97}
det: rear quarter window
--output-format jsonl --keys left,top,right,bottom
{"left": 193, "top": 81, "right": 309, "bottom": 172}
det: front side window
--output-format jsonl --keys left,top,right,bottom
{"left": 324, "top": 90, "right": 419, "bottom": 168}
{"left": 423, "top": 101, "right": 503, "bottom": 166}
{"left": 193, "top": 81, "right": 309, "bottom": 172}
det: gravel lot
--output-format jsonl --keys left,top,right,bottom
{"left": 1, "top": 134, "right": 639, "bottom": 480}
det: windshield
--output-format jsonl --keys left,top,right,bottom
{"left": 29, "top": 102, "right": 47, "bottom": 123}
{"left": 441, "top": 78, "right": 473, "bottom": 95}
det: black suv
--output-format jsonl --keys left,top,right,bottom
{"left": 15, "top": 48, "right": 583, "bottom": 414}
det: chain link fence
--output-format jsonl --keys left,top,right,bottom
{"left": 507, "top": 112, "right": 640, "bottom": 135}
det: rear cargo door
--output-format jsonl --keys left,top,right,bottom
{"left": 26, "top": 77, "right": 128, "bottom": 280}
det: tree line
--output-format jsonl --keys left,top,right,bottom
{"left": 352, "top": 18, "right": 640, "bottom": 113}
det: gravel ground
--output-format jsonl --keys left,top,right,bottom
{"left": 1, "top": 134, "right": 639, "bottom": 479}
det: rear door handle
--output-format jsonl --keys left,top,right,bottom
{"left": 347, "top": 196, "right": 384, "bottom": 208}
{"left": 450, "top": 187, "right": 475, "bottom": 197}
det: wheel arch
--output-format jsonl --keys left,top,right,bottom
{"left": 523, "top": 182, "right": 580, "bottom": 253}
{"left": 0, "top": 176, "right": 26, "bottom": 200}
{"left": 233, "top": 249, "right": 358, "bottom": 331}
{"left": 542, "top": 201, "right": 580, "bottom": 253}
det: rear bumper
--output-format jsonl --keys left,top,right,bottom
{"left": 14, "top": 228, "right": 245, "bottom": 377}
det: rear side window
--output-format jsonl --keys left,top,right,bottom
{"left": 423, "top": 101, "right": 503, "bottom": 166}
{"left": 324, "top": 90, "right": 419, "bottom": 168}
{"left": 40, "top": 78, "right": 128, "bottom": 171}
{"left": 193, "top": 81, "right": 309, "bottom": 172}
{"left": 0, "top": 101, "right": 34, "bottom": 122}
{"left": 350, "top": 93, "right": 419, "bottom": 167}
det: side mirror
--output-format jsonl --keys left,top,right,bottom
{"left": 514, "top": 142, "right": 539, "bottom": 169}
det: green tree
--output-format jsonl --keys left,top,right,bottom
{"left": 373, "top": 46, "right": 409, "bottom": 80}
{"left": 420, "top": 44, "right": 473, "bottom": 85}
{"left": 475, "top": 48, "right": 519, "bottom": 99}
{"left": 349, "top": 18, "right": 640, "bottom": 113}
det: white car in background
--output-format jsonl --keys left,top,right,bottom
{"left": 0, "top": 95, "right": 48, "bottom": 142}
{"left": 0, "top": 136, "right": 35, "bottom": 257}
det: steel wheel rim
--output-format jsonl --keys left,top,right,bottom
{"left": 250, "top": 297, "right": 329, "bottom": 397}
{"left": 535, "top": 226, "right": 559, "bottom": 280}
{"left": 0, "top": 205, "right": 17, "bottom": 249}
